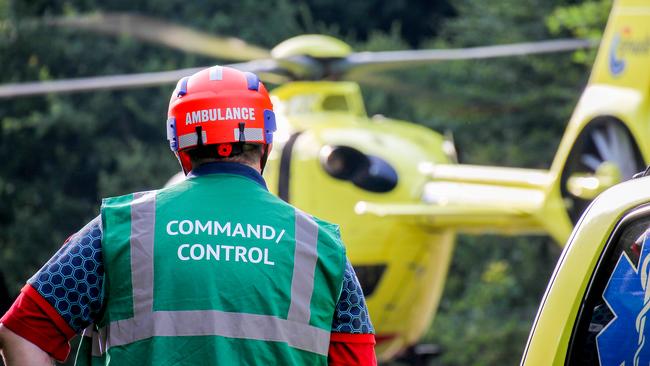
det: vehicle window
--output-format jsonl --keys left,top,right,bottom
{"left": 567, "top": 213, "right": 650, "bottom": 365}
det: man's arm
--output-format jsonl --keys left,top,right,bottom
{"left": 0, "top": 323, "right": 53, "bottom": 366}
{"left": 0, "top": 216, "right": 104, "bottom": 363}
{"left": 329, "top": 260, "right": 377, "bottom": 366}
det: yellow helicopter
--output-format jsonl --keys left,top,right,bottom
{"left": 0, "top": 12, "right": 606, "bottom": 362}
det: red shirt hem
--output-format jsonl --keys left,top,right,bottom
{"left": 0, "top": 284, "right": 74, "bottom": 362}
{"left": 328, "top": 332, "right": 377, "bottom": 366}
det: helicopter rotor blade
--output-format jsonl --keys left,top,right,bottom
{"left": 336, "top": 39, "right": 597, "bottom": 77}
{"left": 352, "top": 73, "right": 441, "bottom": 105}
{"left": 0, "top": 68, "right": 203, "bottom": 98}
{"left": 0, "top": 59, "right": 284, "bottom": 99}
{"left": 0, "top": 37, "right": 597, "bottom": 98}
{"left": 45, "top": 12, "right": 270, "bottom": 61}
{"left": 229, "top": 59, "right": 291, "bottom": 84}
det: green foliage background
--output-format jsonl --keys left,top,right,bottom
{"left": 0, "top": 0, "right": 612, "bottom": 364}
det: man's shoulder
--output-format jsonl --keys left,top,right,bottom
{"left": 306, "top": 215, "right": 345, "bottom": 253}
{"left": 101, "top": 189, "right": 158, "bottom": 208}
{"left": 260, "top": 195, "right": 345, "bottom": 250}
{"left": 311, "top": 216, "right": 341, "bottom": 237}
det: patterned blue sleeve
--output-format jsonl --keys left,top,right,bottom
{"left": 331, "top": 260, "right": 374, "bottom": 334}
{"left": 28, "top": 216, "right": 104, "bottom": 333}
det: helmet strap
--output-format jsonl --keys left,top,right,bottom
{"left": 195, "top": 126, "right": 204, "bottom": 146}
{"left": 260, "top": 144, "right": 270, "bottom": 174}
{"left": 238, "top": 122, "right": 246, "bottom": 142}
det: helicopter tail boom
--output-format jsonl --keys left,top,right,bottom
{"left": 356, "top": 165, "right": 571, "bottom": 243}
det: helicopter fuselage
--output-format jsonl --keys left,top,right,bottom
{"left": 265, "top": 81, "right": 455, "bottom": 359}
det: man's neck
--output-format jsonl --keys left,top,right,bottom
{"left": 192, "top": 159, "right": 260, "bottom": 173}
{"left": 187, "top": 162, "right": 268, "bottom": 190}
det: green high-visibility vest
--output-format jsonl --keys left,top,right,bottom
{"left": 76, "top": 172, "right": 347, "bottom": 365}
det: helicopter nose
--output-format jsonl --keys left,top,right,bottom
{"left": 320, "top": 145, "right": 398, "bottom": 193}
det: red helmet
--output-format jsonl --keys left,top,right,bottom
{"left": 167, "top": 66, "right": 276, "bottom": 174}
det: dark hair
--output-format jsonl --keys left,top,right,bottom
{"left": 188, "top": 143, "right": 263, "bottom": 167}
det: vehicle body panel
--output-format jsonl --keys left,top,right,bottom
{"left": 522, "top": 176, "right": 650, "bottom": 364}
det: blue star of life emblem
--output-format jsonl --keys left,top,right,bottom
{"left": 597, "top": 231, "right": 650, "bottom": 365}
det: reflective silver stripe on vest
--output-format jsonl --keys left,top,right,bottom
{"left": 130, "top": 191, "right": 156, "bottom": 317}
{"left": 108, "top": 309, "right": 330, "bottom": 355}
{"left": 101, "top": 194, "right": 329, "bottom": 356}
{"left": 287, "top": 210, "right": 319, "bottom": 323}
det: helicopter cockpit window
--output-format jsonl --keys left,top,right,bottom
{"left": 321, "top": 94, "right": 349, "bottom": 112}
{"left": 283, "top": 94, "right": 349, "bottom": 115}
{"left": 567, "top": 211, "right": 650, "bottom": 365}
